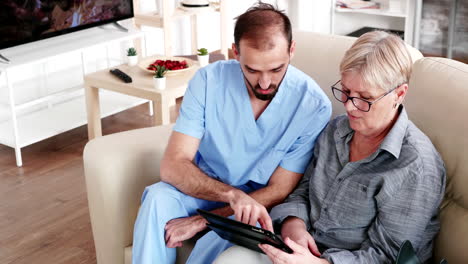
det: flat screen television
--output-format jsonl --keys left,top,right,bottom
{"left": 0, "top": 0, "right": 134, "bottom": 50}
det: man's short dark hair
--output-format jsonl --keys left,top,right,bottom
{"left": 234, "top": 2, "right": 292, "bottom": 52}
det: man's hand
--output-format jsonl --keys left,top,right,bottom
{"left": 228, "top": 189, "right": 274, "bottom": 232}
{"left": 259, "top": 237, "right": 330, "bottom": 264}
{"left": 281, "top": 216, "right": 320, "bottom": 256}
{"left": 164, "top": 215, "right": 207, "bottom": 248}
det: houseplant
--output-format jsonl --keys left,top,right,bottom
{"left": 197, "top": 48, "right": 209, "bottom": 67}
{"left": 153, "top": 65, "right": 168, "bottom": 90}
{"left": 127, "top": 47, "right": 138, "bottom": 66}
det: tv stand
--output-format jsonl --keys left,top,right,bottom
{"left": 0, "top": 26, "right": 144, "bottom": 167}
{"left": 0, "top": 53, "right": 10, "bottom": 64}
{"left": 99, "top": 22, "right": 129, "bottom": 32}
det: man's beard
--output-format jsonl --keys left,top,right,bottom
{"left": 241, "top": 66, "right": 288, "bottom": 101}
{"left": 251, "top": 83, "right": 279, "bottom": 101}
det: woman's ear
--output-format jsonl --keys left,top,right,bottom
{"left": 396, "top": 83, "right": 408, "bottom": 104}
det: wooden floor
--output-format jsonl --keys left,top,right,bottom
{"left": 0, "top": 101, "right": 181, "bottom": 264}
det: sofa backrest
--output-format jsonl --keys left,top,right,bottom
{"left": 292, "top": 31, "right": 468, "bottom": 263}
{"left": 406, "top": 57, "right": 468, "bottom": 264}
{"left": 292, "top": 31, "right": 355, "bottom": 118}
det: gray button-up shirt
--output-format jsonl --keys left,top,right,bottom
{"left": 270, "top": 107, "right": 446, "bottom": 264}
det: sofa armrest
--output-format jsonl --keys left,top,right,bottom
{"left": 83, "top": 125, "right": 173, "bottom": 264}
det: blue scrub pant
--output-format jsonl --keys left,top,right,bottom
{"left": 132, "top": 181, "right": 257, "bottom": 264}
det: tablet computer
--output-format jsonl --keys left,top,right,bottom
{"left": 197, "top": 209, "right": 293, "bottom": 254}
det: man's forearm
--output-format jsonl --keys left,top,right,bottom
{"left": 163, "top": 162, "right": 290, "bottom": 214}
{"left": 250, "top": 183, "right": 292, "bottom": 209}
{"left": 161, "top": 158, "right": 240, "bottom": 203}
{"left": 210, "top": 183, "right": 292, "bottom": 218}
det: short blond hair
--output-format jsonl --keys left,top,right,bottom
{"left": 340, "top": 31, "right": 412, "bottom": 92}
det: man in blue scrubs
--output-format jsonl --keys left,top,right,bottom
{"left": 132, "top": 3, "right": 332, "bottom": 264}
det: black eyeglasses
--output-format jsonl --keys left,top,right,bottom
{"left": 331, "top": 80, "right": 400, "bottom": 112}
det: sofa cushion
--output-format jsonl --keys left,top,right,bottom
{"left": 124, "top": 241, "right": 196, "bottom": 264}
{"left": 405, "top": 57, "right": 468, "bottom": 264}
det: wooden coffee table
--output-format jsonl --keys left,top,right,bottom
{"left": 84, "top": 59, "right": 200, "bottom": 140}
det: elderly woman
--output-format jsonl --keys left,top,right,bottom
{"left": 215, "top": 31, "right": 446, "bottom": 264}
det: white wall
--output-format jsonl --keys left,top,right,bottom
{"left": 288, "top": 0, "right": 332, "bottom": 33}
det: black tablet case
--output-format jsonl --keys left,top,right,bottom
{"left": 197, "top": 209, "right": 293, "bottom": 254}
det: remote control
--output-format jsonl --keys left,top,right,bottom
{"left": 110, "top": 68, "right": 132, "bottom": 83}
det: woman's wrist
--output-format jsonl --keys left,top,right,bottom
{"left": 281, "top": 216, "right": 307, "bottom": 236}
{"left": 282, "top": 216, "right": 306, "bottom": 228}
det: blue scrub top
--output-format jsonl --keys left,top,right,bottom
{"left": 174, "top": 60, "right": 331, "bottom": 187}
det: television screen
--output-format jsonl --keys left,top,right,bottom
{"left": 0, "top": 0, "right": 134, "bottom": 50}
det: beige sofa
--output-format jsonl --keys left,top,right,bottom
{"left": 83, "top": 31, "right": 468, "bottom": 264}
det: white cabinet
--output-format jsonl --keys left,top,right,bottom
{"left": 0, "top": 25, "right": 146, "bottom": 166}
{"left": 331, "top": 0, "right": 422, "bottom": 46}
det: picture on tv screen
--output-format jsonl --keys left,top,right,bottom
{"left": 0, "top": 0, "right": 134, "bottom": 50}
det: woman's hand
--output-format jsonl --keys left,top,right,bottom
{"left": 281, "top": 216, "right": 320, "bottom": 256}
{"left": 260, "top": 237, "right": 330, "bottom": 264}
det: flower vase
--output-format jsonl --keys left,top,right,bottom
{"left": 153, "top": 76, "right": 166, "bottom": 90}
{"left": 127, "top": 55, "right": 138, "bottom": 67}
{"left": 197, "top": 54, "right": 209, "bottom": 67}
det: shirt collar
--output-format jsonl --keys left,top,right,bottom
{"left": 335, "top": 105, "right": 409, "bottom": 159}
{"left": 379, "top": 106, "right": 408, "bottom": 159}
{"left": 336, "top": 114, "right": 353, "bottom": 138}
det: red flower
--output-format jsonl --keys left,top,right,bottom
{"left": 148, "top": 59, "right": 189, "bottom": 71}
